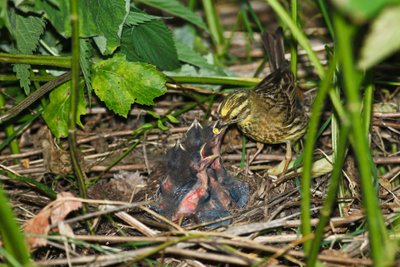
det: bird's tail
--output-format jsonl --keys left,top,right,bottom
{"left": 261, "top": 27, "right": 287, "bottom": 72}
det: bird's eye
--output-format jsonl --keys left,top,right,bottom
{"left": 231, "top": 115, "right": 238, "bottom": 121}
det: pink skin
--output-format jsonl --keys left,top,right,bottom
{"left": 172, "top": 147, "right": 218, "bottom": 222}
{"left": 206, "top": 128, "right": 233, "bottom": 209}
{"left": 209, "top": 177, "right": 231, "bottom": 209}
{"left": 161, "top": 176, "right": 174, "bottom": 193}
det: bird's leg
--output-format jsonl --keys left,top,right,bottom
{"left": 249, "top": 142, "right": 264, "bottom": 165}
{"left": 282, "top": 140, "right": 292, "bottom": 175}
{"left": 268, "top": 141, "right": 292, "bottom": 177}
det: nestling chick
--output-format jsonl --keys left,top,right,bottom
{"left": 156, "top": 120, "right": 249, "bottom": 226}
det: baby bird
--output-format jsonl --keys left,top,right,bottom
{"left": 157, "top": 120, "right": 249, "bottom": 226}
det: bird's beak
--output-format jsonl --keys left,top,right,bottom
{"left": 213, "top": 120, "right": 228, "bottom": 135}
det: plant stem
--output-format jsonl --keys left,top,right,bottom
{"left": 0, "top": 74, "right": 56, "bottom": 82}
{"left": 334, "top": 12, "right": 388, "bottom": 266}
{"left": 0, "top": 72, "right": 71, "bottom": 124}
{"left": 0, "top": 53, "right": 71, "bottom": 68}
{"left": 0, "top": 187, "right": 30, "bottom": 265}
{"left": 0, "top": 95, "right": 20, "bottom": 156}
{"left": 290, "top": 0, "right": 298, "bottom": 78}
{"left": 267, "top": 0, "right": 324, "bottom": 77}
{"left": 301, "top": 58, "right": 337, "bottom": 252}
{"left": 68, "top": 0, "right": 87, "bottom": 199}
{"left": 170, "top": 75, "right": 260, "bottom": 86}
{"left": 307, "top": 125, "right": 349, "bottom": 266}
{"left": 317, "top": 0, "right": 334, "bottom": 39}
{"left": 201, "top": 0, "right": 224, "bottom": 56}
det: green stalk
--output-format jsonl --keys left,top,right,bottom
{"left": 188, "top": 0, "right": 197, "bottom": 10}
{"left": 267, "top": 0, "right": 324, "bottom": 77}
{"left": 363, "top": 73, "right": 374, "bottom": 136}
{"left": 201, "top": 0, "right": 224, "bottom": 56}
{"left": 0, "top": 112, "right": 38, "bottom": 152}
{"left": 0, "top": 75, "right": 55, "bottom": 82}
{"left": 240, "top": 135, "right": 246, "bottom": 169}
{"left": 290, "top": 0, "right": 298, "bottom": 78}
{"left": 317, "top": 0, "right": 334, "bottom": 39}
{"left": 68, "top": 0, "right": 87, "bottom": 199}
{"left": 334, "top": 13, "right": 389, "bottom": 266}
{"left": 0, "top": 168, "right": 56, "bottom": 199}
{"left": 170, "top": 75, "right": 260, "bottom": 86}
{"left": 242, "top": 0, "right": 263, "bottom": 33}
{"left": 301, "top": 58, "right": 337, "bottom": 252}
{"left": 0, "top": 53, "right": 71, "bottom": 68}
{"left": 0, "top": 95, "right": 20, "bottom": 156}
{"left": 266, "top": 0, "right": 347, "bottom": 124}
{"left": 307, "top": 125, "right": 349, "bottom": 266}
{"left": 0, "top": 188, "right": 30, "bottom": 265}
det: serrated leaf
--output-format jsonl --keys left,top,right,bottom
{"left": 89, "top": 0, "right": 130, "bottom": 55}
{"left": 92, "top": 55, "right": 167, "bottom": 117}
{"left": 138, "top": 0, "right": 207, "bottom": 30}
{"left": 175, "top": 41, "right": 226, "bottom": 75}
{"left": 358, "top": 5, "right": 400, "bottom": 69}
{"left": 121, "top": 19, "right": 179, "bottom": 70}
{"left": 34, "top": 0, "right": 69, "bottom": 36}
{"left": 10, "top": 11, "right": 45, "bottom": 53}
{"left": 166, "top": 114, "right": 179, "bottom": 124}
{"left": 79, "top": 39, "right": 93, "bottom": 97}
{"left": 124, "top": 11, "right": 162, "bottom": 26}
{"left": 42, "top": 80, "right": 87, "bottom": 138}
{"left": 13, "top": 64, "right": 31, "bottom": 94}
{"left": 36, "top": 0, "right": 129, "bottom": 54}
{"left": 8, "top": 9, "right": 45, "bottom": 94}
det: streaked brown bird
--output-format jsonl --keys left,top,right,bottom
{"left": 217, "top": 28, "right": 309, "bottom": 174}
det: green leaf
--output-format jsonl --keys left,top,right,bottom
{"left": 157, "top": 119, "right": 168, "bottom": 131}
{"left": 138, "top": 0, "right": 207, "bottom": 30}
{"left": 36, "top": 0, "right": 129, "bottom": 54}
{"left": 331, "top": 0, "right": 400, "bottom": 22}
{"left": 92, "top": 55, "right": 167, "bottom": 117}
{"left": 12, "top": 64, "right": 31, "bottom": 95}
{"left": 134, "top": 123, "right": 154, "bottom": 134}
{"left": 175, "top": 41, "right": 226, "bottom": 75}
{"left": 121, "top": 19, "right": 180, "bottom": 70}
{"left": 42, "top": 80, "right": 87, "bottom": 138}
{"left": 34, "top": 0, "right": 70, "bottom": 36}
{"left": 0, "top": 187, "right": 30, "bottom": 266}
{"left": 146, "top": 110, "right": 160, "bottom": 119}
{"left": 8, "top": 9, "right": 45, "bottom": 94}
{"left": 166, "top": 114, "right": 179, "bottom": 124}
{"left": 124, "top": 11, "right": 162, "bottom": 26}
{"left": 358, "top": 5, "right": 400, "bottom": 69}
{"left": 0, "top": 0, "right": 10, "bottom": 29}
{"left": 90, "top": 0, "right": 130, "bottom": 55}
{"left": 79, "top": 39, "right": 93, "bottom": 96}
{"left": 9, "top": 11, "right": 45, "bottom": 53}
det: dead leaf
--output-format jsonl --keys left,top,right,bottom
{"left": 23, "top": 192, "right": 82, "bottom": 249}
{"left": 24, "top": 209, "right": 51, "bottom": 248}
{"left": 50, "top": 192, "right": 82, "bottom": 224}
